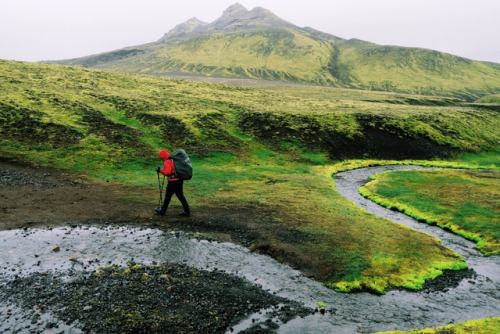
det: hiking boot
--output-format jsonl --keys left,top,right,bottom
{"left": 179, "top": 211, "right": 190, "bottom": 217}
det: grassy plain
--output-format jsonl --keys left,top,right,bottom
{"left": 373, "top": 317, "right": 500, "bottom": 334}
{"left": 1, "top": 60, "right": 499, "bottom": 293}
{"left": 360, "top": 168, "right": 500, "bottom": 256}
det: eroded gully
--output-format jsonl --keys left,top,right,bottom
{"left": 0, "top": 165, "right": 499, "bottom": 333}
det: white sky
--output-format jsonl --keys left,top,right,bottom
{"left": 1, "top": 0, "right": 499, "bottom": 63}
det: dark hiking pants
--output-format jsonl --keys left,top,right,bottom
{"left": 160, "top": 180, "right": 190, "bottom": 215}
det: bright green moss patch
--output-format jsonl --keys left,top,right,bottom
{"left": 374, "top": 317, "right": 500, "bottom": 334}
{"left": 475, "top": 94, "right": 500, "bottom": 103}
{"left": 361, "top": 169, "right": 500, "bottom": 256}
{"left": 230, "top": 163, "right": 467, "bottom": 294}
{"left": 451, "top": 148, "right": 500, "bottom": 169}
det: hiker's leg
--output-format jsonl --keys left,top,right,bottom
{"left": 175, "top": 180, "right": 190, "bottom": 215}
{"left": 160, "top": 182, "right": 175, "bottom": 215}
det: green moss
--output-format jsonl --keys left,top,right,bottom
{"left": 475, "top": 94, "right": 500, "bottom": 103}
{"left": 361, "top": 169, "right": 500, "bottom": 256}
{"left": 373, "top": 317, "right": 500, "bottom": 334}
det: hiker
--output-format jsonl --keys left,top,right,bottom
{"left": 155, "top": 149, "right": 190, "bottom": 217}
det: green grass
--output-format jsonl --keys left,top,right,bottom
{"left": 360, "top": 168, "right": 500, "bottom": 256}
{"left": 338, "top": 40, "right": 500, "bottom": 100}
{"left": 476, "top": 93, "right": 500, "bottom": 103}
{"left": 373, "top": 317, "right": 500, "bottom": 334}
{"left": 1, "top": 59, "right": 498, "bottom": 294}
{"left": 451, "top": 149, "right": 500, "bottom": 169}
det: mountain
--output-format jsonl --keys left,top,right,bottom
{"left": 160, "top": 17, "right": 209, "bottom": 40}
{"left": 160, "top": 3, "right": 297, "bottom": 40}
{"left": 51, "top": 3, "right": 500, "bottom": 101}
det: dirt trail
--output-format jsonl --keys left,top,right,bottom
{"left": 0, "top": 159, "right": 152, "bottom": 230}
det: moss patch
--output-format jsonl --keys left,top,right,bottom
{"left": 374, "top": 317, "right": 500, "bottom": 334}
{"left": 361, "top": 169, "right": 500, "bottom": 256}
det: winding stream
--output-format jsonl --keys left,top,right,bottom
{"left": 0, "top": 165, "right": 499, "bottom": 333}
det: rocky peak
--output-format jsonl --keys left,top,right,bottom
{"left": 209, "top": 3, "right": 249, "bottom": 30}
{"left": 244, "top": 6, "right": 293, "bottom": 27}
{"left": 221, "top": 3, "right": 249, "bottom": 18}
{"left": 208, "top": 3, "right": 295, "bottom": 33}
{"left": 160, "top": 3, "right": 295, "bottom": 41}
{"left": 160, "top": 17, "right": 208, "bottom": 41}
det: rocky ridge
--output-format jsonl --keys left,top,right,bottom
{"left": 160, "top": 2, "right": 297, "bottom": 40}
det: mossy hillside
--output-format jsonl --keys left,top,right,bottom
{"left": 360, "top": 169, "right": 500, "bottom": 256}
{"left": 143, "top": 29, "right": 338, "bottom": 85}
{"left": 4, "top": 61, "right": 500, "bottom": 164}
{"left": 373, "top": 317, "right": 500, "bottom": 334}
{"left": 337, "top": 40, "right": 500, "bottom": 101}
{"left": 476, "top": 93, "right": 500, "bottom": 104}
{"left": 0, "top": 59, "right": 493, "bottom": 293}
{"left": 55, "top": 26, "right": 500, "bottom": 101}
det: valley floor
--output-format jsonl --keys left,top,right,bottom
{"left": 1, "top": 159, "right": 497, "bottom": 333}
{"left": 1, "top": 159, "right": 312, "bottom": 333}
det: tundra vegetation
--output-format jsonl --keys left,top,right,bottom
{"left": 374, "top": 317, "right": 500, "bottom": 334}
{"left": 360, "top": 169, "right": 500, "bottom": 256}
{"left": 0, "top": 60, "right": 499, "bottom": 295}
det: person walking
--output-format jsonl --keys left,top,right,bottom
{"left": 155, "top": 149, "right": 190, "bottom": 217}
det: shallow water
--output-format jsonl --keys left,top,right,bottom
{"left": 0, "top": 165, "right": 499, "bottom": 333}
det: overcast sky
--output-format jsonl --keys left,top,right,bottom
{"left": 1, "top": 0, "right": 499, "bottom": 63}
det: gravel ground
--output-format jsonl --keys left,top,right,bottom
{"left": 0, "top": 263, "right": 310, "bottom": 334}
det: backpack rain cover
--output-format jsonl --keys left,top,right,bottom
{"left": 170, "top": 149, "right": 192, "bottom": 180}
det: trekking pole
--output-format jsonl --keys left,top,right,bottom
{"left": 157, "top": 172, "right": 165, "bottom": 209}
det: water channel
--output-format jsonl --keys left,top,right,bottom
{"left": 0, "top": 165, "right": 498, "bottom": 333}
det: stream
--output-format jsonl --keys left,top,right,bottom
{"left": 0, "top": 165, "right": 498, "bottom": 333}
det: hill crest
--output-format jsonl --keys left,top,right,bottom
{"left": 160, "top": 3, "right": 296, "bottom": 40}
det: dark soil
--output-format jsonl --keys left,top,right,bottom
{"left": 0, "top": 158, "right": 152, "bottom": 231}
{"left": 0, "top": 158, "right": 260, "bottom": 241}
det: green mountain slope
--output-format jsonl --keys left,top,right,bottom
{"left": 90, "top": 29, "right": 341, "bottom": 86}
{"left": 51, "top": 4, "right": 500, "bottom": 101}
{"left": 338, "top": 39, "right": 500, "bottom": 100}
